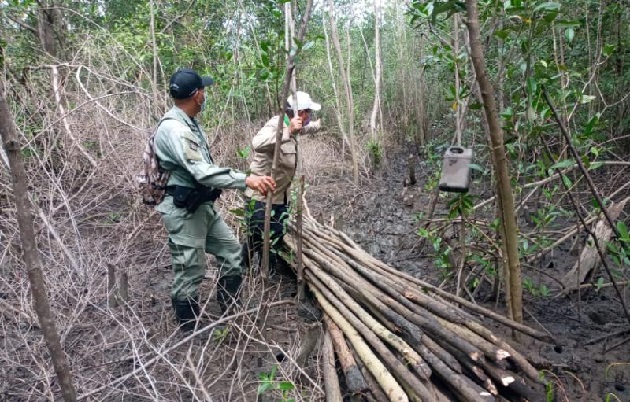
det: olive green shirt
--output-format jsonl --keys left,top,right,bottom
{"left": 153, "top": 106, "right": 247, "bottom": 191}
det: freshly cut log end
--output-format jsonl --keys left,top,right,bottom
{"left": 496, "top": 349, "right": 511, "bottom": 361}
{"left": 501, "top": 376, "right": 515, "bottom": 386}
{"left": 472, "top": 366, "right": 498, "bottom": 395}
{"left": 285, "top": 211, "right": 551, "bottom": 402}
{"left": 469, "top": 351, "right": 483, "bottom": 361}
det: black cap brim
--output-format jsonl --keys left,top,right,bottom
{"left": 201, "top": 76, "right": 214, "bottom": 87}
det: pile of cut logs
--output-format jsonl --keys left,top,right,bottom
{"left": 285, "top": 215, "right": 554, "bottom": 402}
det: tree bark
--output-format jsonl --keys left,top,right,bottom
{"left": 0, "top": 87, "right": 77, "bottom": 401}
{"left": 37, "top": 0, "right": 57, "bottom": 56}
{"left": 370, "top": 0, "right": 383, "bottom": 146}
{"left": 327, "top": 0, "right": 359, "bottom": 184}
{"left": 465, "top": 0, "right": 523, "bottom": 323}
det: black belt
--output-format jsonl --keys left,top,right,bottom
{"left": 166, "top": 185, "right": 222, "bottom": 204}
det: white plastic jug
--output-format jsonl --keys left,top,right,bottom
{"left": 438, "top": 146, "right": 473, "bottom": 193}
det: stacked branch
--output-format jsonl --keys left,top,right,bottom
{"left": 285, "top": 213, "right": 554, "bottom": 402}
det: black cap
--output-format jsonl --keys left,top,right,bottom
{"left": 169, "top": 68, "right": 214, "bottom": 99}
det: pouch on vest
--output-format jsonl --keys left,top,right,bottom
{"left": 173, "top": 186, "right": 194, "bottom": 209}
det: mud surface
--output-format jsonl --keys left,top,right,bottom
{"left": 3, "top": 143, "right": 627, "bottom": 401}
{"left": 306, "top": 149, "right": 630, "bottom": 402}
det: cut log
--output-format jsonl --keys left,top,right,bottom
{"left": 350, "top": 347, "right": 391, "bottom": 402}
{"left": 282, "top": 209, "right": 552, "bottom": 402}
{"left": 305, "top": 255, "right": 432, "bottom": 381}
{"left": 310, "top": 283, "right": 409, "bottom": 402}
{"left": 309, "top": 272, "right": 433, "bottom": 401}
{"left": 324, "top": 315, "right": 369, "bottom": 395}
{"left": 560, "top": 197, "right": 629, "bottom": 292}
{"left": 435, "top": 315, "right": 510, "bottom": 363}
{"left": 300, "top": 218, "right": 555, "bottom": 342}
{"left": 322, "top": 330, "right": 343, "bottom": 402}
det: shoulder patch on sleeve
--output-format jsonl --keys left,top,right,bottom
{"left": 181, "top": 131, "right": 203, "bottom": 162}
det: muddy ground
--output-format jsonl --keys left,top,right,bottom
{"left": 305, "top": 146, "right": 630, "bottom": 402}
{"left": 2, "top": 136, "right": 628, "bottom": 402}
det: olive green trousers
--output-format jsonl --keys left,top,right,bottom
{"left": 156, "top": 196, "right": 243, "bottom": 302}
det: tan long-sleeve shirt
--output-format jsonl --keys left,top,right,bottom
{"left": 245, "top": 116, "right": 296, "bottom": 204}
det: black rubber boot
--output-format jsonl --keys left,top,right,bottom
{"left": 171, "top": 297, "right": 200, "bottom": 332}
{"left": 217, "top": 275, "right": 243, "bottom": 315}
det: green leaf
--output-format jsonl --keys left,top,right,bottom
{"left": 20, "top": 147, "right": 36, "bottom": 158}
{"left": 495, "top": 29, "right": 510, "bottom": 40}
{"left": 500, "top": 107, "right": 514, "bottom": 118}
{"left": 548, "top": 159, "right": 574, "bottom": 170}
{"left": 469, "top": 163, "right": 485, "bottom": 173}
{"left": 596, "top": 277, "right": 604, "bottom": 291}
{"left": 580, "top": 95, "right": 596, "bottom": 104}
{"left": 555, "top": 19, "right": 581, "bottom": 28}
{"left": 534, "top": 2, "right": 561, "bottom": 13}
{"left": 616, "top": 222, "right": 630, "bottom": 242}
{"left": 257, "top": 382, "right": 274, "bottom": 394}
{"left": 258, "top": 68, "right": 269, "bottom": 80}
{"left": 229, "top": 208, "right": 245, "bottom": 217}
{"left": 588, "top": 161, "right": 604, "bottom": 170}
{"left": 540, "top": 285, "right": 550, "bottom": 297}
{"left": 261, "top": 53, "right": 270, "bottom": 67}
{"left": 430, "top": 0, "right": 466, "bottom": 23}
{"left": 603, "top": 44, "right": 616, "bottom": 57}
{"left": 583, "top": 114, "right": 601, "bottom": 136}
{"left": 278, "top": 381, "right": 295, "bottom": 391}
{"left": 565, "top": 27, "right": 574, "bottom": 42}
{"left": 526, "top": 77, "right": 537, "bottom": 96}
{"left": 561, "top": 174, "right": 573, "bottom": 187}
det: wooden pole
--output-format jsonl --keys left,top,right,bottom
{"left": 296, "top": 176, "right": 305, "bottom": 300}
{"left": 261, "top": 0, "right": 314, "bottom": 279}
{"left": 322, "top": 329, "right": 343, "bottom": 402}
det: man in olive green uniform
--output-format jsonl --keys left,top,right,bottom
{"left": 242, "top": 91, "right": 321, "bottom": 276}
{"left": 154, "top": 68, "right": 275, "bottom": 331}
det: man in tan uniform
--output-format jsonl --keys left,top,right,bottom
{"left": 242, "top": 91, "right": 321, "bottom": 276}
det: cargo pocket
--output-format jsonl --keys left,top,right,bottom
{"left": 280, "top": 142, "right": 296, "bottom": 170}
{"left": 158, "top": 198, "right": 208, "bottom": 248}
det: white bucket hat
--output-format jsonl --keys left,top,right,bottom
{"left": 287, "top": 91, "right": 321, "bottom": 111}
